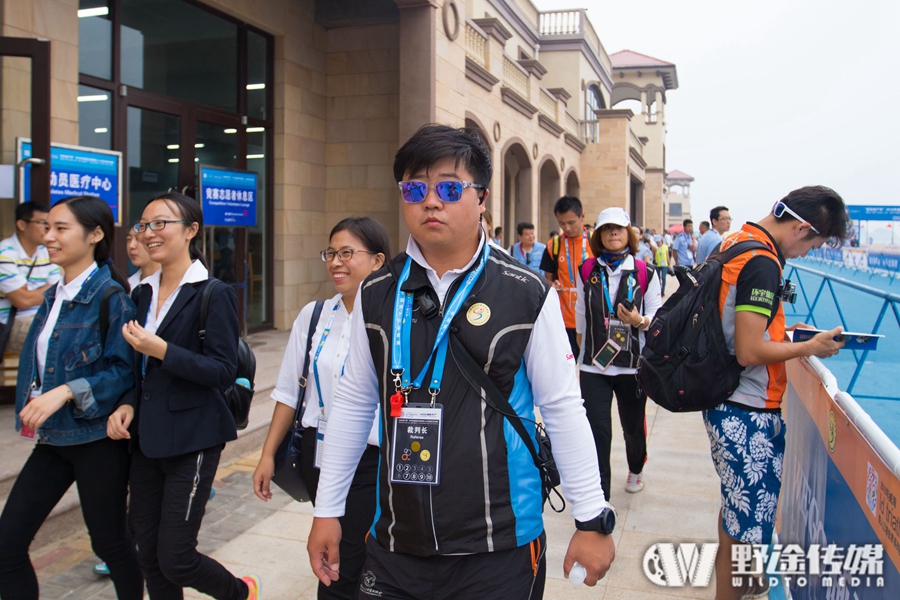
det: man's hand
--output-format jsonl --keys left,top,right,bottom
{"left": 563, "top": 530, "right": 616, "bottom": 586}
{"left": 107, "top": 404, "right": 134, "bottom": 440}
{"left": 308, "top": 517, "right": 342, "bottom": 586}
{"left": 20, "top": 384, "right": 71, "bottom": 430}
{"left": 804, "top": 326, "right": 846, "bottom": 359}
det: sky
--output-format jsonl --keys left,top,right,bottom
{"left": 532, "top": 0, "right": 900, "bottom": 231}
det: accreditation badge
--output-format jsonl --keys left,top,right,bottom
{"left": 314, "top": 417, "right": 327, "bottom": 469}
{"left": 390, "top": 404, "right": 443, "bottom": 486}
{"left": 608, "top": 319, "right": 631, "bottom": 352}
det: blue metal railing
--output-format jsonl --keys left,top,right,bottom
{"left": 784, "top": 260, "right": 900, "bottom": 400}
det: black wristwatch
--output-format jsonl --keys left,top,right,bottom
{"left": 575, "top": 506, "right": 616, "bottom": 535}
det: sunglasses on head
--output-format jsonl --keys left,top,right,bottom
{"left": 773, "top": 201, "right": 820, "bottom": 235}
{"left": 398, "top": 180, "right": 485, "bottom": 203}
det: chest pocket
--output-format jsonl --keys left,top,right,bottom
{"left": 64, "top": 342, "right": 103, "bottom": 373}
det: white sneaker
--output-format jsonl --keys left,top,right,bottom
{"left": 625, "top": 471, "right": 644, "bottom": 493}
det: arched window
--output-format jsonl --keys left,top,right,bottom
{"left": 583, "top": 85, "right": 605, "bottom": 143}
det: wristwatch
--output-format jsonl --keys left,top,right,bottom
{"left": 575, "top": 506, "right": 616, "bottom": 535}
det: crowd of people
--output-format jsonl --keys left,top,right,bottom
{"left": 0, "top": 123, "right": 852, "bottom": 600}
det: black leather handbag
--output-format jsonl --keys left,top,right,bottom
{"left": 271, "top": 301, "right": 323, "bottom": 502}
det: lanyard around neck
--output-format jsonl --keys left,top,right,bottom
{"left": 600, "top": 269, "right": 634, "bottom": 316}
{"left": 564, "top": 231, "right": 588, "bottom": 284}
{"left": 312, "top": 302, "right": 341, "bottom": 412}
{"left": 391, "top": 240, "right": 490, "bottom": 399}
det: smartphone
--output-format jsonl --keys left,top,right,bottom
{"left": 592, "top": 339, "right": 621, "bottom": 370}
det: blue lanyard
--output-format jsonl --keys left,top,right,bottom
{"left": 312, "top": 302, "right": 341, "bottom": 412}
{"left": 564, "top": 231, "right": 589, "bottom": 285}
{"left": 391, "top": 240, "right": 490, "bottom": 398}
{"left": 600, "top": 270, "right": 634, "bottom": 315}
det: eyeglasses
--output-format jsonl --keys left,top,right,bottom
{"left": 398, "top": 180, "right": 485, "bottom": 203}
{"left": 773, "top": 202, "right": 819, "bottom": 235}
{"left": 26, "top": 219, "right": 49, "bottom": 228}
{"left": 132, "top": 220, "right": 189, "bottom": 233}
{"left": 320, "top": 248, "right": 375, "bottom": 262}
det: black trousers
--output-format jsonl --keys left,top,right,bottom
{"left": 358, "top": 532, "right": 546, "bottom": 600}
{"left": 565, "top": 327, "right": 580, "bottom": 359}
{"left": 128, "top": 444, "right": 247, "bottom": 600}
{"left": 300, "top": 427, "right": 380, "bottom": 600}
{"left": 0, "top": 437, "right": 143, "bottom": 600}
{"left": 580, "top": 371, "right": 648, "bottom": 500}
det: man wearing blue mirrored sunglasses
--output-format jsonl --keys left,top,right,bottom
{"left": 308, "top": 124, "right": 615, "bottom": 599}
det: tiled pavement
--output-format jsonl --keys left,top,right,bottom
{"left": 32, "top": 400, "right": 725, "bottom": 599}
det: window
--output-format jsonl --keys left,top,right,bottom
{"left": 669, "top": 203, "right": 682, "bottom": 217}
{"left": 78, "top": 0, "right": 112, "bottom": 80}
{"left": 77, "top": 84, "right": 112, "bottom": 149}
{"left": 120, "top": 0, "right": 239, "bottom": 112}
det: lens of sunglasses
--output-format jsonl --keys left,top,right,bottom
{"left": 774, "top": 203, "right": 785, "bottom": 218}
{"left": 435, "top": 181, "right": 464, "bottom": 202}
{"left": 400, "top": 182, "right": 428, "bottom": 203}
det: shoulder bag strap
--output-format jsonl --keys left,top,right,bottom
{"left": 448, "top": 334, "right": 544, "bottom": 478}
{"left": 294, "top": 301, "right": 325, "bottom": 424}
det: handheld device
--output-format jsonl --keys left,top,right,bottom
{"left": 592, "top": 339, "right": 621, "bottom": 370}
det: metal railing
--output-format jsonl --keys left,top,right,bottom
{"left": 784, "top": 260, "right": 900, "bottom": 399}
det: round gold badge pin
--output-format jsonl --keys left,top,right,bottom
{"left": 466, "top": 303, "right": 491, "bottom": 326}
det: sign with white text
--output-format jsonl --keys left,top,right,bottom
{"left": 198, "top": 165, "right": 258, "bottom": 227}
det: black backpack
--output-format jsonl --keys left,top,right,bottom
{"left": 637, "top": 241, "right": 776, "bottom": 412}
{"left": 200, "top": 279, "right": 257, "bottom": 430}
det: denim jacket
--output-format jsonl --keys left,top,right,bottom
{"left": 15, "top": 265, "right": 136, "bottom": 445}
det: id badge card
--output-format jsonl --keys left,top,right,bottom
{"left": 390, "top": 404, "right": 443, "bottom": 486}
{"left": 20, "top": 390, "right": 40, "bottom": 441}
{"left": 608, "top": 319, "right": 631, "bottom": 352}
{"left": 314, "top": 417, "right": 327, "bottom": 469}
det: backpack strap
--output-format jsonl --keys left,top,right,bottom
{"left": 296, "top": 301, "right": 325, "bottom": 420}
{"left": 635, "top": 259, "right": 648, "bottom": 295}
{"left": 99, "top": 286, "right": 124, "bottom": 348}
{"left": 580, "top": 257, "right": 597, "bottom": 284}
{"left": 716, "top": 240, "right": 776, "bottom": 267}
{"left": 199, "top": 278, "right": 221, "bottom": 341}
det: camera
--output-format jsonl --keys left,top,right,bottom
{"left": 778, "top": 279, "right": 797, "bottom": 304}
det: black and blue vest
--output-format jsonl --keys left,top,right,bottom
{"left": 360, "top": 246, "right": 549, "bottom": 556}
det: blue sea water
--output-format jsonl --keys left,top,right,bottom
{"left": 785, "top": 258, "right": 900, "bottom": 446}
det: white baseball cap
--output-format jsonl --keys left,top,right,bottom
{"left": 596, "top": 207, "right": 631, "bottom": 228}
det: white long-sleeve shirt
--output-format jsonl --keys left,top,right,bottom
{"left": 314, "top": 236, "right": 609, "bottom": 523}
{"left": 575, "top": 255, "right": 663, "bottom": 375}
{"left": 271, "top": 294, "right": 379, "bottom": 446}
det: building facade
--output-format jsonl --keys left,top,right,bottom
{"left": 664, "top": 169, "right": 694, "bottom": 230}
{"left": 0, "top": 0, "right": 680, "bottom": 331}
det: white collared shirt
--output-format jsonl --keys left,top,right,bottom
{"left": 272, "top": 293, "right": 379, "bottom": 446}
{"left": 313, "top": 235, "right": 609, "bottom": 522}
{"left": 36, "top": 262, "right": 98, "bottom": 390}
{"left": 127, "top": 270, "right": 142, "bottom": 293}
{"left": 143, "top": 260, "right": 208, "bottom": 334}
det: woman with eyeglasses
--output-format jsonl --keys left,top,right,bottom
{"left": 106, "top": 193, "right": 260, "bottom": 600}
{"left": 125, "top": 226, "right": 161, "bottom": 292}
{"left": 0, "top": 195, "right": 142, "bottom": 600}
{"left": 252, "top": 217, "right": 389, "bottom": 600}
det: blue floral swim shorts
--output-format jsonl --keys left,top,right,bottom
{"left": 703, "top": 402, "right": 786, "bottom": 545}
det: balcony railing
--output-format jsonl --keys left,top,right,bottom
{"left": 581, "top": 119, "right": 599, "bottom": 144}
{"left": 564, "top": 111, "right": 580, "bottom": 137}
{"left": 629, "top": 128, "right": 644, "bottom": 155}
{"left": 538, "top": 87, "right": 557, "bottom": 119}
{"left": 538, "top": 9, "right": 611, "bottom": 73}
{"left": 465, "top": 22, "right": 487, "bottom": 68}
{"left": 502, "top": 54, "right": 530, "bottom": 100}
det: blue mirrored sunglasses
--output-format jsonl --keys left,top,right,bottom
{"left": 398, "top": 180, "right": 485, "bottom": 203}
{"left": 773, "top": 201, "right": 820, "bottom": 235}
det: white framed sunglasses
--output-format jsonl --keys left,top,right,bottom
{"left": 773, "top": 201, "right": 819, "bottom": 235}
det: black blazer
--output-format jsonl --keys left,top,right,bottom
{"left": 124, "top": 277, "right": 239, "bottom": 458}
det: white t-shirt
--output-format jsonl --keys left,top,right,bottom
{"left": 0, "top": 234, "right": 62, "bottom": 323}
{"left": 271, "top": 293, "right": 379, "bottom": 446}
